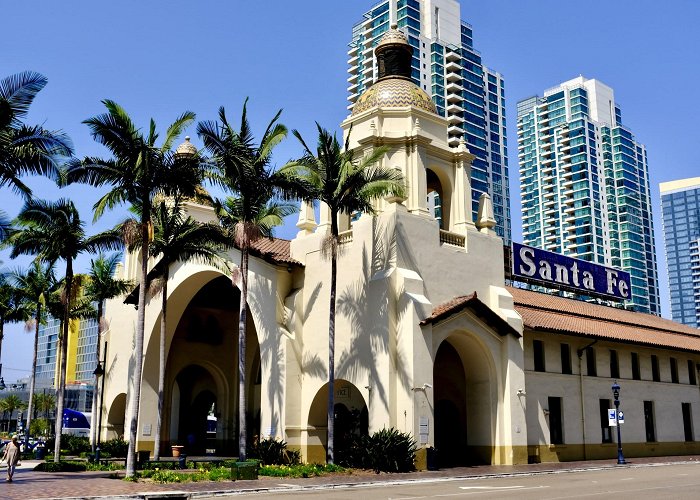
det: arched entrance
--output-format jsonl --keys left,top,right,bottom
{"left": 106, "top": 393, "right": 126, "bottom": 440}
{"left": 172, "top": 366, "right": 218, "bottom": 454}
{"left": 307, "top": 380, "right": 368, "bottom": 464}
{"left": 434, "top": 334, "right": 495, "bottom": 466}
{"left": 163, "top": 275, "right": 261, "bottom": 455}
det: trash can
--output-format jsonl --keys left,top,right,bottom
{"left": 231, "top": 461, "right": 259, "bottom": 480}
{"left": 178, "top": 454, "right": 187, "bottom": 469}
{"left": 426, "top": 447, "right": 437, "bottom": 471}
{"left": 34, "top": 445, "right": 46, "bottom": 460}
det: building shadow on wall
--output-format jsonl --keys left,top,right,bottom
{"left": 337, "top": 218, "right": 412, "bottom": 416}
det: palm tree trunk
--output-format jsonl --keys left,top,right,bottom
{"left": 54, "top": 259, "right": 74, "bottom": 462}
{"left": 238, "top": 246, "right": 249, "bottom": 460}
{"left": 154, "top": 268, "right": 168, "bottom": 460}
{"left": 0, "top": 320, "right": 4, "bottom": 381}
{"left": 126, "top": 219, "right": 150, "bottom": 477}
{"left": 91, "top": 301, "right": 104, "bottom": 454}
{"left": 327, "top": 217, "right": 339, "bottom": 465}
{"left": 25, "top": 303, "right": 41, "bottom": 448}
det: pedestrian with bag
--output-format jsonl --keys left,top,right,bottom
{"left": 2, "top": 435, "right": 21, "bottom": 482}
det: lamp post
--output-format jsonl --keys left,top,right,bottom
{"left": 612, "top": 381, "right": 626, "bottom": 464}
{"left": 93, "top": 342, "right": 108, "bottom": 463}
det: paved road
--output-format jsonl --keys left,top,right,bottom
{"left": 220, "top": 463, "right": 700, "bottom": 500}
{"left": 2, "top": 458, "right": 700, "bottom": 499}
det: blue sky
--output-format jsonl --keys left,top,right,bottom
{"left": 2, "top": 0, "right": 699, "bottom": 381}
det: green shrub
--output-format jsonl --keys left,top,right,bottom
{"left": 100, "top": 438, "right": 128, "bottom": 458}
{"left": 61, "top": 435, "right": 90, "bottom": 455}
{"left": 259, "top": 463, "right": 344, "bottom": 478}
{"left": 248, "top": 437, "right": 300, "bottom": 465}
{"left": 30, "top": 418, "right": 51, "bottom": 437}
{"left": 367, "top": 428, "right": 416, "bottom": 473}
{"left": 34, "top": 461, "right": 87, "bottom": 472}
{"left": 337, "top": 427, "right": 416, "bottom": 473}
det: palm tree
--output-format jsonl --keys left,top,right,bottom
{"left": 33, "top": 391, "right": 56, "bottom": 421}
{"left": 8, "top": 198, "right": 122, "bottom": 461}
{"left": 12, "top": 260, "right": 57, "bottom": 447}
{"left": 289, "top": 124, "right": 404, "bottom": 463}
{"left": 0, "top": 271, "right": 31, "bottom": 385}
{"left": 124, "top": 197, "right": 229, "bottom": 459}
{"left": 84, "top": 253, "right": 132, "bottom": 454}
{"left": 197, "top": 102, "right": 300, "bottom": 460}
{"left": 0, "top": 394, "right": 26, "bottom": 433}
{"left": 0, "top": 71, "right": 73, "bottom": 197}
{"left": 64, "top": 100, "right": 204, "bottom": 476}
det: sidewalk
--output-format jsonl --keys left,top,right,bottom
{"left": 2, "top": 455, "right": 700, "bottom": 500}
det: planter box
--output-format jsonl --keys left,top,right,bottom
{"left": 231, "top": 461, "right": 259, "bottom": 480}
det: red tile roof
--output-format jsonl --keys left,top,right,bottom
{"left": 508, "top": 286, "right": 700, "bottom": 352}
{"left": 421, "top": 292, "right": 520, "bottom": 337}
{"left": 249, "top": 237, "right": 301, "bottom": 266}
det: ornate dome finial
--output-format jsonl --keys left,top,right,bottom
{"left": 175, "top": 136, "right": 197, "bottom": 158}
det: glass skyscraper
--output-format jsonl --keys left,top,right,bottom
{"left": 661, "top": 178, "right": 700, "bottom": 327}
{"left": 348, "top": 0, "right": 511, "bottom": 242}
{"left": 36, "top": 316, "right": 99, "bottom": 386}
{"left": 517, "top": 76, "right": 660, "bottom": 314}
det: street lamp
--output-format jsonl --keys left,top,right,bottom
{"left": 612, "top": 381, "right": 626, "bottom": 465}
{"left": 93, "top": 342, "right": 108, "bottom": 463}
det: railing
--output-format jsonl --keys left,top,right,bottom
{"left": 439, "top": 230, "right": 465, "bottom": 248}
{"left": 338, "top": 230, "right": 353, "bottom": 245}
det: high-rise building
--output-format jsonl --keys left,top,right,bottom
{"left": 36, "top": 316, "right": 99, "bottom": 387}
{"left": 661, "top": 178, "right": 700, "bottom": 327}
{"left": 348, "top": 0, "right": 511, "bottom": 242}
{"left": 517, "top": 76, "right": 660, "bottom": 314}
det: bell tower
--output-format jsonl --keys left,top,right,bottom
{"left": 342, "top": 24, "right": 477, "bottom": 235}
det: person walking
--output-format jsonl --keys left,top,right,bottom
{"left": 2, "top": 435, "right": 21, "bottom": 482}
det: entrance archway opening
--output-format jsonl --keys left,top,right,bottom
{"left": 106, "top": 392, "right": 126, "bottom": 440}
{"left": 174, "top": 365, "right": 217, "bottom": 455}
{"left": 434, "top": 335, "right": 494, "bottom": 466}
{"left": 164, "top": 275, "right": 261, "bottom": 455}
{"left": 307, "top": 380, "right": 368, "bottom": 464}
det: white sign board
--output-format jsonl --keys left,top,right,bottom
{"left": 618, "top": 410, "right": 624, "bottom": 424}
{"left": 608, "top": 409, "right": 617, "bottom": 427}
{"left": 419, "top": 416, "right": 429, "bottom": 444}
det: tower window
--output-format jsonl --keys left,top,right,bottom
{"left": 610, "top": 349, "right": 619, "bottom": 379}
{"left": 560, "top": 343, "right": 572, "bottom": 375}
{"left": 632, "top": 352, "right": 641, "bottom": 380}
{"left": 671, "top": 357, "right": 679, "bottom": 383}
{"left": 651, "top": 355, "right": 660, "bottom": 382}
{"left": 688, "top": 360, "right": 697, "bottom": 385}
{"left": 534, "top": 340, "right": 545, "bottom": 372}
{"left": 586, "top": 346, "right": 597, "bottom": 376}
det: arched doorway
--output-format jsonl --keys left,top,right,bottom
{"left": 172, "top": 366, "right": 217, "bottom": 454}
{"left": 163, "top": 275, "right": 261, "bottom": 455}
{"left": 307, "top": 380, "right": 368, "bottom": 464}
{"left": 434, "top": 335, "right": 495, "bottom": 466}
{"left": 106, "top": 393, "right": 126, "bottom": 440}
{"left": 434, "top": 342, "right": 467, "bottom": 466}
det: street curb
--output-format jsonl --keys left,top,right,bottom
{"left": 38, "top": 460, "right": 700, "bottom": 500}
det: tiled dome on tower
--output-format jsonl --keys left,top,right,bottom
{"left": 175, "top": 136, "right": 198, "bottom": 158}
{"left": 351, "top": 25, "right": 436, "bottom": 116}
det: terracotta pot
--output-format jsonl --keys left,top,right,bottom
{"left": 171, "top": 445, "right": 184, "bottom": 457}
